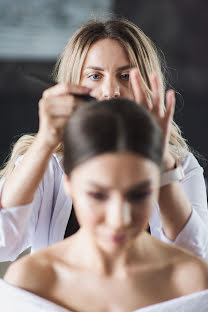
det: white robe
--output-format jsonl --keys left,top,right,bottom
{"left": 0, "top": 152, "right": 208, "bottom": 262}
{"left": 0, "top": 279, "right": 208, "bottom": 312}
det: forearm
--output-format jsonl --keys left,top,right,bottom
{"left": 1, "top": 135, "right": 54, "bottom": 208}
{"left": 159, "top": 181, "right": 192, "bottom": 241}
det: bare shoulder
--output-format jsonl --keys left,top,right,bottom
{"left": 151, "top": 238, "right": 208, "bottom": 294}
{"left": 172, "top": 252, "right": 208, "bottom": 294}
{"left": 4, "top": 250, "right": 56, "bottom": 296}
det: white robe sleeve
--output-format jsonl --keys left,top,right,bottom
{"left": 150, "top": 152, "right": 208, "bottom": 260}
{"left": 0, "top": 279, "right": 207, "bottom": 312}
{"left": 135, "top": 289, "right": 208, "bottom": 312}
{"left": 0, "top": 279, "right": 71, "bottom": 312}
{"left": 0, "top": 155, "right": 61, "bottom": 262}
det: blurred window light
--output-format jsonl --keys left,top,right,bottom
{"left": 0, "top": 0, "right": 112, "bottom": 60}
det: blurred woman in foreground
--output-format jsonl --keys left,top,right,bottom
{"left": 4, "top": 99, "right": 208, "bottom": 312}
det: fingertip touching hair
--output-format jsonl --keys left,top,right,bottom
{"left": 63, "top": 98, "right": 163, "bottom": 175}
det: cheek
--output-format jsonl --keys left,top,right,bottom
{"left": 122, "top": 85, "right": 134, "bottom": 100}
{"left": 132, "top": 200, "right": 154, "bottom": 225}
{"left": 80, "top": 78, "right": 93, "bottom": 88}
{"left": 73, "top": 196, "right": 103, "bottom": 227}
{"left": 134, "top": 211, "right": 150, "bottom": 226}
{"left": 90, "top": 88, "right": 102, "bottom": 100}
{"left": 82, "top": 210, "right": 102, "bottom": 227}
{"left": 80, "top": 80, "right": 102, "bottom": 99}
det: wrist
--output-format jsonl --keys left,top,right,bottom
{"left": 163, "top": 154, "right": 176, "bottom": 171}
{"left": 35, "top": 133, "right": 57, "bottom": 154}
{"left": 160, "top": 163, "right": 184, "bottom": 187}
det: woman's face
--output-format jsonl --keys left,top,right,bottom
{"left": 80, "top": 39, "right": 134, "bottom": 101}
{"left": 64, "top": 153, "right": 160, "bottom": 253}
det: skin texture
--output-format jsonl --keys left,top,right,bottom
{"left": 64, "top": 153, "right": 159, "bottom": 254}
{"left": 4, "top": 153, "right": 208, "bottom": 312}
{"left": 80, "top": 39, "right": 134, "bottom": 101}
{"left": 1, "top": 39, "right": 191, "bottom": 240}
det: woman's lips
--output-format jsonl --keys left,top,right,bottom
{"left": 98, "top": 230, "right": 132, "bottom": 245}
{"left": 109, "top": 234, "right": 126, "bottom": 243}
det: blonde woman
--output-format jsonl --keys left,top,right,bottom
{"left": 0, "top": 18, "right": 207, "bottom": 262}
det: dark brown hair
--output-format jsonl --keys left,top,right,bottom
{"left": 63, "top": 98, "right": 163, "bottom": 175}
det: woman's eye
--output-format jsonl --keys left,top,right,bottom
{"left": 88, "top": 74, "right": 101, "bottom": 81}
{"left": 126, "top": 191, "right": 150, "bottom": 203}
{"left": 120, "top": 73, "right": 129, "bottom": 81}
{"left": 87, "top": 192, "right": 108, "bottom": 201}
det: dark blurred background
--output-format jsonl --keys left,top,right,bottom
{"left": 0, "top": 0, "right": 208, "bottom": 178}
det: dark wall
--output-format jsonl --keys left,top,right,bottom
{"left": 114, "top": 0, "right": 208, "bottom": 176}
{"left": 0, "top": 61, "right": 54, "bottom": 166}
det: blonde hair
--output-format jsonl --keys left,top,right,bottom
{"left": 0, "top": 17, "right": 189, "bottom": 179}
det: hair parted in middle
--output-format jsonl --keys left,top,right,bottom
{"left": 63, "top": 98, "right": 163, "bottom": 175}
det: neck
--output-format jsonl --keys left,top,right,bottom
{"left": 74, "top": 229, "right": 151, "bottom": 277}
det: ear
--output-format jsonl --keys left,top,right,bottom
{"left": 63, "top": 174, "right": 73, "bottom": 198}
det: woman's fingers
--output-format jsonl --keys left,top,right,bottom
{"left": 38, "top": 83, "right": 92, "bottom": 148}
{"left": 162, "top": 89, "right": 175, "bottom": 149}
{"left": 40, "top": 83, "right": 92, "bottom": 120}
{"left": 130, "top": 68, "right": 176, "bottom": 164}
{"left": 150, "top": 73, "right": 162, "bottom": 116}
{"left": 165, "top": 89, "right": 175, "bottom": 129}
{"left": 42, "top": 83, "right": 91, "bottom": 98}
{"left": 39, "top": 95, "right": 83, "bottom": 117}
{"left": 130, "top": 69, "right": 175, "bottom": 135}
{"left": 130, "top": 68, "right": 151, "bottom": 109}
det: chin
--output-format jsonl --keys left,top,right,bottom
{"left": 97, "top": 233, "right": 135, "bottom": 254}
{"left": 99, "top": 242, "right": 126, "bottom": 255}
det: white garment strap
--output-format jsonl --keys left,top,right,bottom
{"left": 160, "top": 165, "right": 184, "bottom": 187}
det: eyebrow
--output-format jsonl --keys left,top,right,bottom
{"left": 125, "top": 181, "right": 151, "bottom": 194}
{"left": 87, "top": 180, "right": 151, "bottom": 192}
{"left": 84, "top": 65, "right": 132, "bottom": 72}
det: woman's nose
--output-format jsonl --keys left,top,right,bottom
{"left": 102, "top": 80, "right": 120, "bottom": 99}
{"left": 106, "top": 201, "right": 132, "bottom": 229}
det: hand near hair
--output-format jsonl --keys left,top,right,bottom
{"left": 130, "top": 69, "right": 193, "bottom": 242}
{"left": 38, "top": 84, "right": 91, "bottom": 150}
{"left": 130, "top": 68, "right": 176, "bottom": 171}
{"left": 1, "top": 83, "right": 91, "bottom": 208}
